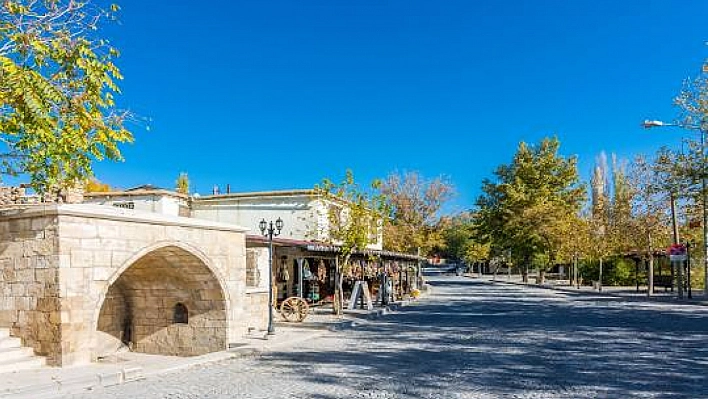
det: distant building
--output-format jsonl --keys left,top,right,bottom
{"left": 83, "top": 185, "right": 191, "bottom": 217}
{"left": 192, "top": 189, "right": 383, "bottom": 250}
{"left": 84, "top": 187, "right": 383, "bottom": 250}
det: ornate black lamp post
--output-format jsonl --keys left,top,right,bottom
{"left": 259, "top": 217, "right": 283, "bottom": 335}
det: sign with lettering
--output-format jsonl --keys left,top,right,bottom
{"left": 668, "top": 244, "right": 687, "bottom": 262}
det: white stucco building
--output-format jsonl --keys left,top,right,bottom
{"left": 83, "top": 185, "right": 190, "bottom": 217}
{"left": 84, "top": 187, "right": 383, "bottom": 250}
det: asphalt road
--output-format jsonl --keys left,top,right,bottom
{"left": 61, "top": 276, "right": 708, "bottom": 399}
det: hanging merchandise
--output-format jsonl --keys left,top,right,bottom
{"left": 278, "top": 259, "right": 290, "bottom": 282}
{"left": 317, "top": 260, "right": 327, "bottom": 282}
{"left": 303, "top": 265, "right": 313, "bottom": 280}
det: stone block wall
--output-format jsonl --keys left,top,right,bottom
{"left": 244, "top": 247, "right": 271, "bottom": 331}
{"left": 246, "top": 249, "right": 262, "bottom": 287}
{"left": 97, "top": 247, "right": 228, "bottom": 357}
{"left": 0, "top": 212, "right": 62, "bottom": 364}
{"left": 0, "top": 185, "right": 83, "bottom": 206}
{"left": 244, "top": 291, "right": 269, "bottom": 331}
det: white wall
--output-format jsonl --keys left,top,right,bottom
{"left": 84, "top": 192, "right": 383, "bottom": 249}
{"left": 83, "top": 195, "right": 187, "bottom": 217}
{"left": 192, "top": 195, "right": 382, "bottom": 250}
{"left": 192, "top": 195, "right": 318, "bottom": 239}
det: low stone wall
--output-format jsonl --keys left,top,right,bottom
{"left": 0, "top": 185, "right": 83, "bottom": 206}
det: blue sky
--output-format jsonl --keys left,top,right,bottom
{"left": 89, "top": 0, "right": 707, "bottom": 212}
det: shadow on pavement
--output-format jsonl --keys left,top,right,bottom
{"left": 257, "top": 277, "right": 708, "bottom": 399}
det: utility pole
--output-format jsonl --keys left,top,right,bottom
{"left": 647, "top": 231, "right": 654, "bottom": 297}
{"left": 598, "top": 258, "right": 603, "bottom": 292}
{"left": 643, "top": 120, "right": 707, "bottom": 297}
{"left": 701, "top": 129, "right": 708, "bottom": 298}
{"left": 670, "top": 193, "right": 684, "bottom": 299}
{"left": 573, "top": 254, "right": 579, "bottom": 289}
{"left": 686, "top": 242, "right": 693, "bottom": 299}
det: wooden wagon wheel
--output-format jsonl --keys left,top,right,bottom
{"left": 280, "top": 297, "right": 309, "bottom": 322}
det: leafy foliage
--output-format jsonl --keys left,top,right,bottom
{"left": 84, "top": 177, "right": 111, "bottom": 192}
{"left": 314, "top": 169, "right": 389, "bottom": 314}
{"left": 0, "top": 0, "right": 132, "bottom": 194}
{"left": 474, "top": 137, "right": 585, "bottom": 281}
{"left": 381, "top": 171, "right": 454, "bottom": 256}
{"left": 439, "top": 212, "right": 489, "bottom": 264}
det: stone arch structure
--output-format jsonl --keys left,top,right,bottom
{"left": 0, "top": 204, "right": 263, "bottom": 366}
{"left": 95, "top": 245, "right": 229, "bottom": 358}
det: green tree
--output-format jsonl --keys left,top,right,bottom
{"left": 0, "top": 0, "right": 133, "bottom": 195}
{"left": 475, "top": 137, "right": 585, "bottom": 283}
{"left": 381, "top": 171, "right": 454, "bottom": 256}
{"left": 439, "top": 212, "right": 490, "bottom": 265}
{"left": 670, "top": 59, "right": 708, "bottom": 292}
{"left": 627, "top": 154, "right": 671, "bottom": 294}
{"left": 314, "top": 170, "right": 389, "bottom": 314}
{"left": 176, "top": 172, "right": 190, "bottom": 194}
{"left": 588, "top": 153, "right": 614, "bottom": 289}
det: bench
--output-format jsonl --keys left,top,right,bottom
{"left": 653, "top": 275, "right": 673, "bottom": 291}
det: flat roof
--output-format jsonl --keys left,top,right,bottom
{"left": 195, "top": 189, "right": 315, "bottom": 201}
{"left": 84, "top": 189, "right": 189, "bottom": 200}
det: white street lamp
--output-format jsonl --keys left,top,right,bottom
{"left": 643, "top": 119, "right": 708, "bottom": 298}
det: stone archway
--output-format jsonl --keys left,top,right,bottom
{"left": 96, "top": 245, "right": 228, "bottom": 358}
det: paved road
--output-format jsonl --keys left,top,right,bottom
{"left": 62, "top": 277, "right": 708, "bottom": 398}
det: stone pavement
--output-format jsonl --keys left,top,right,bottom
{"left": 28, "top": 276, "right": 708, "bottom": 399}
{"left": 0, "top": 308, "right": 365, "bottom": 399}
{"left": 0, "top": 300, "right": 411, "bottom": 399}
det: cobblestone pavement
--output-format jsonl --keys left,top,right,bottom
{"left": 60, "top": 277, "right": 708, "bottom": 399}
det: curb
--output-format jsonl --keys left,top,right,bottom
{"left": 486, "top": 278, "right": 708, "bottom": 306}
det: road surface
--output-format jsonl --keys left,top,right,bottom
{"left": 61, "top": 277, "right": 708, "bottom": 398}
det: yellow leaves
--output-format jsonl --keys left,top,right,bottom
{"left": 5, "top": 1, "right": 29, "bottom": 15}
{"left": 0, "top": 1, "right": 132, "bottom": 194}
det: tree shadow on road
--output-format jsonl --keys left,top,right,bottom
{"left": 257, "top": 278, "right": 708, "bottom": 399}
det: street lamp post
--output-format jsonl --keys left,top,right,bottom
{"left": 643, "top": 119, "right": 708, "bottom": 297}
{"left": 259, "top": 217, "right": 284, "bottom": 335}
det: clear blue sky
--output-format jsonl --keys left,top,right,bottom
{"left": 91, "top": 0, "right": 707, "bottom": 211}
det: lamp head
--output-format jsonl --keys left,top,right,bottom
{"left": 275, "top": 217, "right": 284, "bottom": 233}
{"left": 642, "top": 120, "right": 666, "bottom": 129}
{"left": 259, "top": 219, "right": 267, "bottom": 235}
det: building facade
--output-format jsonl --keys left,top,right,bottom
{"left": 85, "top": 188, "right": 384, "bottom": 250}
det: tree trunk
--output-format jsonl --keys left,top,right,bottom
{"left": 539, "top": 268, "right": 546, "bottom": 285}
{"left": 522, "top": 263, "right": 529, "bottom": 283}
{"left": 598, "top": 258, "right": 603, "bottom": 292}
{"left": 333, "top": 256, "right": 348, "bottom": 315}
{"left": 573, "top": 256, "right": 578, "bottom": 288}
{"left": 647, "top": 238, "right": 654, "bottom": 297}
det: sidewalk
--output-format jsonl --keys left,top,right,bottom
{"left": 0, "top": 299, "right": 417, "bottom": 399}
{"left": 0, "top": 323, "right": 325, "bottom": 399}
{"left": 471, "top": 274, "right": 708, "bottom": 306}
